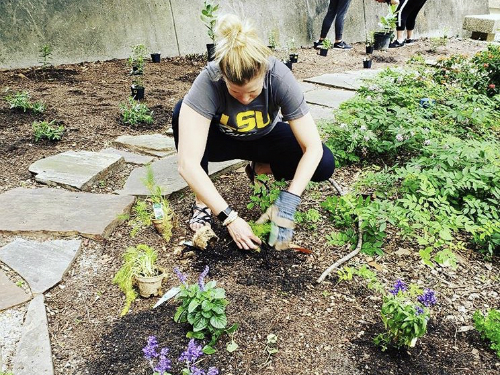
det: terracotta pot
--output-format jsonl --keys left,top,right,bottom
{"left": 135, "top": 270, "right": 164, "bottom": 298}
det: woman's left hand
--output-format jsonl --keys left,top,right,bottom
{"left": 227, "top": 217, "right": 262, "bottom": 250}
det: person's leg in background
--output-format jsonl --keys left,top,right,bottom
{"left": 390, "top": 0, "right": 409, "bottom": 48}
{"left": 314, "top": 0, "right": 338, "bottom": 48}
{"left": 404, "top": 0, "right": 428, "bottom": 43}
{"left": 333, "top": 0, "right": 353, "bottom": 49}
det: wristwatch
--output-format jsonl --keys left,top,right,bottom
{"left": 217, "top": 206, "right": 233, "bottom": 222}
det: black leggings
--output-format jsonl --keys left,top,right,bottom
{"left": 172, "top": 100, "right": 335, "bottom": 182}
{"left": 396, "top": 0, "right": 428, "bottom": 31}
{"left": 320, "top": 0, "right": 353, "bottom": 40}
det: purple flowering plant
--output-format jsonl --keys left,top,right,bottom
{"left": 143, "top": 336, "right": 219, "bottom": 375}
{"left": 374, "top": 279, "right": 437, "bottom": 351}
{"left": 173, "top": 266, "right": 238, "bottom": 352}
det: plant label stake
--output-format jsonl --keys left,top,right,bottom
{"left": 153, "top": 286, "right": 180, "bottom": 308}
{"left": 153, "top": 203, "right": 164, "bottom": 219}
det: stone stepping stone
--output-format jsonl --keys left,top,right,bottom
{"left": 12, "top": 295, "right": 54, "bottom": 375}
{"left": 304, "top": 69, "right": 382, "bottom": 90}
{"left": 299, "top": 81, "right": 317, "bottom": 93}
{"left": 0, "top": 238, "right": 81, "bottom": 295}
{"left": 308, "top": 104, "right": 335, "bottom": 122}
{"left": 101, "top": 147, "right": 155, "bottom": 165}
{"left": 113, "top": 134, "right": 176, "bottom": 157}
{"left": 305, "top": 88, "right": 356, "bottom": 109}
{"left": 0, "top": 187, "right": 135, "bottom": 240}
{"left": 117, "top": 154, "right": 242, "bottom": 196}
{"left": 0, "top": 271, "right": 31, "bottom": 310}
{"left": 29, "top": 150, "right": 124, "bottom": 191}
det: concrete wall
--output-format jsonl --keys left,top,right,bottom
{"left": 0, "top": 0, "right": 490, "bottom": 69}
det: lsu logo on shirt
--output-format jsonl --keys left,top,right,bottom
{"left": 220, "top": 111, "right": 270, "bottom": 133}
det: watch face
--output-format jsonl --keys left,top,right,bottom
{"left": 218, "top": 207, "right": 231, "bottom": 221}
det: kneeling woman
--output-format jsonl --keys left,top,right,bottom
{"left": 173, "top": 14, "right": 335, "bottom": 251}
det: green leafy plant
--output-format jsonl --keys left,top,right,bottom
{"left": 39, "top": 44, "right": 52, "bottom": 69}
{"left": 120, "top": 97, "right": 153, "bottom": 126}
{"left": 120, "top": 198, "right": 153, "bottom": 237}
{"left": 128, "top": 44, "right": 147, "bottom": 74}
{"left": 473, "top": 308, "right": 500, "bottom": 357}
{"left": 268, "top": 30, "right": 278, "bottom": 50}
{"left": 112, "top": 244, "right": 162, "bottom": 316}
{"left": 295, "top": 208, "right": 321, "bottom": 231}
{"left": 247, "top": 175, "right": 287, "bottom": 212}
{"left": 374, "top": 280, "right": 437, "bottom": 351}
{"left": 5, "top": 91, "right": 45, "bottom": 113}
{"left": 173, "top": 266, "right": 238, "bottom": 352}
{"left": 319, "top": 38, "right": 332, "bottom": 50}
{"left": 200, "top": 0, "right": 219, "bottom": 44}
{"left": 32, "top": 120, "right": 65, "bottom": 142}
{"left": 378, "top": 4, "right": 398, "bottom": 32}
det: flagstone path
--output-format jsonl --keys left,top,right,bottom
{"left": 0, "top": 69, "right": 377, "bottom": 374}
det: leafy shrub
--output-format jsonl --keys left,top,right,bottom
{"left": 473, "top": 308, "right": 500, "bottom": 357}
{"left": 173, "top": 266, "right": 238, "bottom": 351}
{"left": 120, "top": 97, "right": 153, "bottom": 125}
{"left": 32, "top": 120, "right": 64, "bottom": 141}
{"left": 247, "top": 174, "right": 286, "bottom": 212}
{"left": 5, "top": 91, "right": 45, "bottom": 113}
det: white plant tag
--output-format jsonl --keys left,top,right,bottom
{"left": 153, "top": 203, "right": 164, "bottom": 219}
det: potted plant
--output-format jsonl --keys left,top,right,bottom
{"left": 127, "top": 44, "right": 147, "bottom": 75}
{"left": 113, "top": 244, "right": 165, "bottom": 315}
{"left": 150, "top": 52, "right": 161, "bottom": 63}
{"left": 373, "top": 4, "right": 398, "bottom": 50}
{"left": 141, "top": 165, "right": 175, "bottom": 242}
{"left": 200, "top": 0, "right": 219, "bottom": 61}
{"left": 131, "top": 76, "right": 145, "bottom": 100}
{"left": 363, "top": 57, "right": 372, "bottom": 69}
{"left": 366, "top": 33, "right": 374, "bottom": 54}
{"left": 288, "top": 37, "right": 298, "bottom": 63}
{"left": 317, "top": 38, "right": 332, "bottom": 57}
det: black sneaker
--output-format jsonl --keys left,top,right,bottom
{"left": 405, "top": 38, "right": 417, "bottom": 44}
{"left": 313, "top": 40, "right": 323, "bottom": 49}
{"left": 389, "top": 40, "right": 405, "bottom": 48}
{"left": 333, "top": 41, "right": 352, "bottom": 49}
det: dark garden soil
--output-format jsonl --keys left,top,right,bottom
{"left": 0, "top": 38, "right": 499, "bottom": 375}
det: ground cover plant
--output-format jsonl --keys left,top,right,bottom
{"left": 0, "top": 38, "right": 499, "bottom": 375}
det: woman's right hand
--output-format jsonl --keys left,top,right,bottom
{"left": 227, "top": 217, "right": 262, "bottom": 250}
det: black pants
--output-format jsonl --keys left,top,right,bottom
{"left": 396, "top": 0, "right": 428, "bottom": 31}
{"left": 320, "top": 0, "right": 353, "bottom": 40}
{"left": 172, "top": 100, "right": 335, "bottom": 182}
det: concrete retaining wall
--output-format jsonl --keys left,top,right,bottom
{"left": 0, "top": 0, "right": 490, "bottom": 69}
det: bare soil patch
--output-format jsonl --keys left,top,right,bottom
{"left": 1, "top": 38, "right": 499, "bottom": 375}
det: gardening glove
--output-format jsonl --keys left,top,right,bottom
{"left": 256, "top": 190, "right": 301, "bottom": 250}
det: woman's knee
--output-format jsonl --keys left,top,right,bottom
{"left": 311, "top": 144, "right": 335, "bottom": 182}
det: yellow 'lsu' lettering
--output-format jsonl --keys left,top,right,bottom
{"left": 234, "top": 111, "right": 270, "bottom": 132}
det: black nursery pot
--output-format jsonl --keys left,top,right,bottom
{"left": 366, "top": 45, "right": 374, "bottom": 54}
{"left": 318, "top": 48, "right": 328, "bottom": 57}
{"left": 151, "top": 53, "right": 161, "bottom": 63}
{"left": 373, "top": 31, "right": 392, "bottom": 50}
{"left": 131, "top": 85, "right": 145, "bottom": 100}
{"left": 363, "top": 59, "right": 372, "bottom": 69}
{"left": 289, "top": 53, "right": 298, "bottom": 63}
{"left": 285, "top": 60, "right": 293, "bottom": 70}
{"left": 206, "top": 44, "right": 216, "bottom": 62}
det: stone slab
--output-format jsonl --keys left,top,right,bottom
{"left": 117, "top": 154, "right": 243, "bottom": 196}
{"left": 305, "top": 88, "right": 356, "bottom": 109}
{"left": 0, "top": 239, "right": 81, "bottom": 295}
{"left": 0, "top": 271, "right": 31, "bottom": 311}
{"left": 28, "top": 150, "right": 124, "bottom": 191}
{"left": 304, "top": 69, "right": 382, "bottom": 90}
{"left": 0, "top": 306, "right": 26, "bottom": 370}
{"left": 113, "top": 134, "right": 176, "bottom": 157}
{"left": 101, "top": 147, "right": 155, "bottom": 165}
{"left": 308, "top": 104, "right": 336, "bottom": 122}
{"left": 463, "top": 14, "right": 500, "bottom": 33}
{"left": 12, "top": 295, "right": 54, "bottom": 375}
{"left": 299, "top": 81, "right": 317, "bottom": 93}
{"left": 0, "top": 187, "right": 135, "bottom": 240}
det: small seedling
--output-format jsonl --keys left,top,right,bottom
{"left": 120, "top": 97, "right": 153, "bottom": 126}
{"left": 266, "top": 333, "right": 279, "bottom": 355}
{"left": 39, "top": 44, "right": 52, "bottom": 69}
{"left": 5, "top": 91, "right": 45, "bottom": 113}
{"left": 32, "top": 120, "right": 65, "bottom": 142}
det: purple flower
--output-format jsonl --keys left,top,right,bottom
{"left": 190, "top": 365, "right": 205, "bottom": 375}
{"left": 207, "top": 367, "right": 219, "bottom": 375}
{"left": 142, "top": 336, "right": 159, "bottom": 360}
{"left": 198, "top": 265, "right": 210, "bottom": 291}
{"left": 174, "top": 267, "right": 188, "bottom": 286}
{"left": 178, "top": 339, "right": 203, "bottom": 364}
{"left": 418, "top": 288, "right": 437, "bottom": 307}
{"left": 154, "top": 347, "right": 172, "bottom": 375}
{"left": 389, "top": 279, "right": 408, "bottom": 296}
{"left": 415, "top": 306, "right": 424, "bottom": 315}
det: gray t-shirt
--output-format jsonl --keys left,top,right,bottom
{"left": 183, "top": 57, "right": 309, "bottom": 141}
